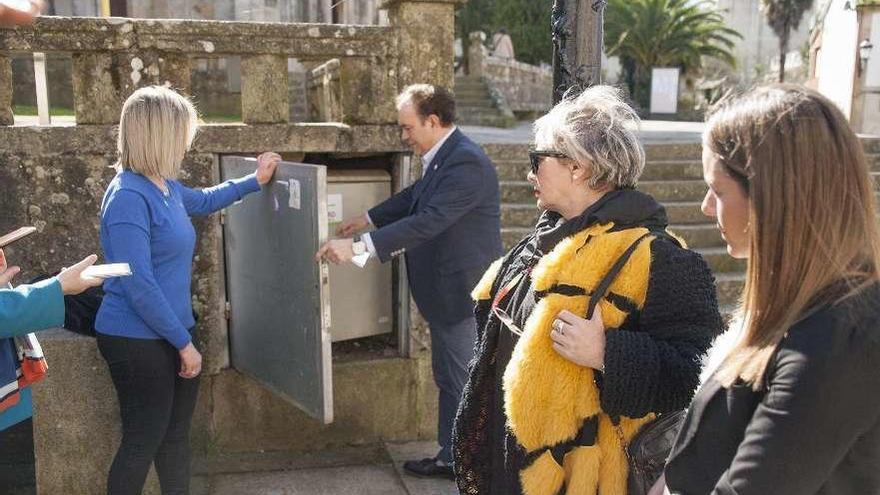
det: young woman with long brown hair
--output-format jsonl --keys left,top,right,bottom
{"left": 659, "top": 85, "right": 880, "bottom": 494}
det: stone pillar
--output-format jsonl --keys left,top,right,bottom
{"left": 339, "top": 56, "right": 397, "bottom": 124}
{"left": 241, "top": 54, "right": 289, "bottom": 124}
{"left": 0, "top": 55, "right": 12, "bottom": 125}
{"left": 467, "top": 31, "right": 486, "bottom": 78}
{"left": 72, "top": 53, "right": 120, "bottom": 124}
{"left": 381, "top": 0, "right": 466, "bottom": 91}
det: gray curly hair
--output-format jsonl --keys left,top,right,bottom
{"left": 533, "top": 85, "right": 644, "bottom": 189}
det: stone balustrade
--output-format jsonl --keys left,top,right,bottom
{"left": 467, "top": 30, "right": 552, "bottom": 113}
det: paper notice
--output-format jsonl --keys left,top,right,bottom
{"left": 288, "top": 179, "right": 301, "bottom": 209}
{"left": 327, "top": 194, "right": 343, "bottom": 223}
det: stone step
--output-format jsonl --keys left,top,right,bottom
{"left": 500, "top": 203, "right": 539, "bottom": 228}
{"left": 641, "top": 160, "right": 704, "bottom": 180}
{"left": 670, "top": 223, "right": 725, "bottom": 248}
{"left": 664, "top": 201, "right": 709, "bottom": 224}
{"left": 454, "top": 87, "right": 491, "bottom": 97}
{"left": 454, "top": 81, "right": 488, "bottom": 91}
{"left": 715, "top": 273, "right": 744, "bottom": 308}
{"left": 492, "top": 159, "right": 710, "bottom": 182}
{"left": 696, "top": 246, "right": 746, "bottom": 274}
{"left": 457, "top": 100, "right": 497, "bottom": 111}
{"left": 644, "top": 143, "right": 702, "bottom": 161}
{"left": 501, "top": 227, "right": 532, "bottom": 250}
{"left": 500, "top": 179, "right": 707, "bottom": 204}
{"left": 638, "top": 180, "right": 708, "bottom": 202}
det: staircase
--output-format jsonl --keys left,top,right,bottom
{"left": 484, "top": 139, "right": 880, "bottom": 313}
{"left": 454, "top": 75, "right": 516, "bottom": 127}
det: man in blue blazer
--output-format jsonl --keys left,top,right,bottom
{"left": 317, "top": 84, "right": 503, "bottom": 478}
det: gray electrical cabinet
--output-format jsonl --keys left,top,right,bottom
{"left": 220, "top": 156, "right": 406, "bottom": 425}
{"left": 327, "top": 170, "right": 393, "bottom": 342}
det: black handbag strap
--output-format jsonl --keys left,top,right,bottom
{"left": 585, "top": 231, "right": 654, "bottom": 320}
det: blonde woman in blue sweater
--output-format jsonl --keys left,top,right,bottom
{"left": 96, "top": 86, "right": 279, "bottom": 495}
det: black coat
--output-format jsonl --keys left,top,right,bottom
{"left": 665, "top": 285, "right": 880, "bottom": 495}
{"left": 453, "top": 190, "right": 724, "bottom": 494}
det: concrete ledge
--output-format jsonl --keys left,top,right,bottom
{"left": 0, "top": 124, "right": 405, "bottom": 154}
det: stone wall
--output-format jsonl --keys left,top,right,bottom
{"left": 466, "top": 31, "right": 552, "bottom": 114}
{"left": 0, "top": 4, "right": 463, "bottom": 493}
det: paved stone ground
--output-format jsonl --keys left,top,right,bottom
{"left": 192, "top": 441, "right": 457, "bottom": 495}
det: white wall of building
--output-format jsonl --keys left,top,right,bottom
{"left": 815, "top": 0, "right": 857, "bottom": 118}
{"left": 716, "top": 0, "right": 814, "bottom": 83}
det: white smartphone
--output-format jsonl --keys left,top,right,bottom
{"left": 81, "top": 263, "right": 132, "bottom": 279}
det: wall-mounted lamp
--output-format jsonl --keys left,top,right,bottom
{"left": 860, "top": 38, "right": 874, "bottom": 73}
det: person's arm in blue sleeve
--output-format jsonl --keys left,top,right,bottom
{"left": 104, "top": 190, "right": 192, "bottom": 349}
{"left": 0, "top": 278, "right": 64, "bottom": 339}
{"left": 179, "top": 174, "right": 261, "bottom": 217}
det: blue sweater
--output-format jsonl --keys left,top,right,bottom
{"left": 96, "top": 170, "right": 260, "bottom": 349}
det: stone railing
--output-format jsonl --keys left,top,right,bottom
{"left": 467, "top": 30, "right": 552, "bottom": 113}
{"left": 0, "top": 16, "right": 398, "bottom": 125}
{"left": 307, "top": 58, "right": 342, "bottom": 122}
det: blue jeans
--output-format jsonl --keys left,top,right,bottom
{"left": 429, "top": 316, "right": 477, "bottom": 463}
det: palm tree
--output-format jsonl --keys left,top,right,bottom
{"left": 605, "top": 0, "right": 741, "bottom": 111}
{"left": 761, "top": 0, "right": 814, "bottom": 82}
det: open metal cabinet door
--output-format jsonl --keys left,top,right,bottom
{"left": 220, "top": 156, "right": 333, "bottom": 424}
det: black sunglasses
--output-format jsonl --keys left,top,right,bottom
{"left": 528, "top": 149, "right": 570, "bottom": 174}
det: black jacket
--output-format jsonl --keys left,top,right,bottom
{"left": 665, "top": 285, "right": 880, "bottom": 495}
{"left": 453, "top": 190, "right": 723, "bottom": 495}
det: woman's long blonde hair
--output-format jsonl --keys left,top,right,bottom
{"left": 707, "top": 85, "right": 880, "bottom": 389}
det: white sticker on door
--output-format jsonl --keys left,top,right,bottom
{"left": 288, "top": 179, "right": 301, "bottom": 210}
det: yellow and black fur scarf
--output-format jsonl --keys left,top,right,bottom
{"left": 470, "top": 222, "right": 684, "bottom": 495}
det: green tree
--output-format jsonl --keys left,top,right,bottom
{"left": 761, "top": 0, "right": 814, "bottom": 82}
{"left": 455, "top": 0, "right": 553, "bottom": 71}
{"left": 605, "top": 0, "right": 741, "bottom": 111}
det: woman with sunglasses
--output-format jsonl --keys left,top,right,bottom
{"left": 452, "top": 85, "right": 722, "bottom": 495}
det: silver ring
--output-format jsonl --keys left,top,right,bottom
{"left": 553, "top": 319, "right": 565, "bottom": 335}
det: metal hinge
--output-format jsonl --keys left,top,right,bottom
{"left": 224, "top": 301, "right": 231, "bottom": 320}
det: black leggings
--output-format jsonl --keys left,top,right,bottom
{"left": 97, "top": 332, "right": 200, "bottom": 495}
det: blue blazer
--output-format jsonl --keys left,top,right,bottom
{"left": 369, "top": 129, "right": 503, "bottom": 325}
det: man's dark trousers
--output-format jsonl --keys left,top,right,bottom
{"left": 368, "top": 129, "right": 502, "bottom": 463}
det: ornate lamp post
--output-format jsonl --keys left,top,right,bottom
{"left": 551, "top": 0, "right": 606, "bottom": 104}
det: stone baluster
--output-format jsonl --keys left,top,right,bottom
{"left": 241, "top": 54, "right": 289, "bottom": 124}
{"left": 468, "top": 31, "right": 487, "bottom": 78}
{"left": 0, "top": 55, "right": 12, "bottom": 125}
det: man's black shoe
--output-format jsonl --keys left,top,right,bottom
{"left": 402, "top": 457, "right": 454, "bottom": 480}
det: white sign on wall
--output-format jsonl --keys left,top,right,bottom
{"left": 650, "top": 67, "right": 680, "bottom": 114}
